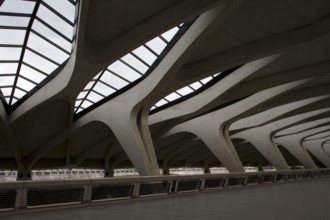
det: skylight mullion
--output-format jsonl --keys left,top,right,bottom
{"left": 35, "top": 17, "right": 72, "bottom": 43}
{"left": 175, "top": 92, "right": 183, "bottom": 98}
{"left": 75, "top": 20, "right": 190, "bottom": 117}
{"left": 143, "top": 44, "right": 159, "bottom": 57}
{"left": 75, "top": 97, "right": 88, "bottom": 114}
{"left": 0, "top": 44, "right": 22, "bottom": 48}
{"left": 26, "top": 47, "right": 61, "bottom": 66}
{"left": 22, "top": 62, "right": 48, "bottom": 77}
{"left": 30, "top": 29, "right": 71, "bottom": 55}
{"left": 0, "top": 61, "right": 18, "bottom": 63}
{"left": 14, "top": 86, "right": 29, "bottom": 94}
{"left": 159, "top": 35, "right": 169, "bottom": 43}
{"left": 12, "top": 96, "right": 20, "bottom": 100}
{"left": 119, "top": 59, "right": 143, "bottom": 76}
{"left": 8, "top": 0, "right": 41, "bottom": 106}
{"left": 130, "top": 52, "right": 150, "bottom": 67}
{"left": 106, "top": 70, "right": 131, "bottom": 84}
{"left": 19, "top": 74, "right": 39, "bottom": 85}
{"left": 0, "top": 74, "right": 16, "bottom": 77}
{"left": 188, "top": 85, "right": 196, "bottom": 91}
{"left": 40, "top": 1, "right": 74, "bottom": 26}
{"left": 0, "top": 85, "right": 14, "bottom": 89}
{"left": 98, "top": 80, "right": 119, "bottom": 92}
{"left": 85, "top": 98, "right": 96, "bottom": 104}
{"left": 0, "top": 26, "right": 27, "bottom": 30}
{"left": 89, "top": 89, "right": 107, "bottom": 99}
{"left": 75, "top": 70, "right": 106, "bottom": 112}
{"left": 68, "top": 0, "right": 77, "bottom": 6}
{"left": 155, "top": 99, "right": 168, "bottom": 107}
{"left": 0, "top": 12, "right": 31, "bottom": 17}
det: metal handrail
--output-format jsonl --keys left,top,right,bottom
{"left": 0, "top": 168, "right": 329, "bottom": 212}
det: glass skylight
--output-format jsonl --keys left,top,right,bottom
{"left": 0, "top": 0, "right": 77, "bottom": 107}
{"left": 74, "top": 25, "right": 186, "bottom": 114}
{"left": 150, "top": 74, "right": 220, "bottom": 111}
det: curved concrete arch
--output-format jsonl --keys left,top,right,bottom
{"left": 2, "top": 1, "right": 330, "bottom": 178}
{"left": 177, "top": 14, "right": 330, "bottom": 81}
{"left": 165, "top": 139, "right": 203, "bottom": 168}
{"left": 0, "top": 102, "right": 25, "bottom": 177}
{"left": 276, "top": 117, "right": 330, "bottom": 136}
{"left": 8, "top": 0, "right": 227, "bottom": 125}
{"left": 165, "top": 79, "right": 311, "bottom": 172}
{"left": 161, "top": 137, "right": 199, "bottom": 165}
{"left": 232, "top": 138, "right": 272, "bottom": 166}
{"left": 149, "top": 53, "right": 283, "bottom": 125}
{"left": 23, "top": 119, "right": 113, "bottom": 173}
{"left": 323, "top": 143, "right": 330, "bottom": 156}
{"left": 71, "top": 137, "right": 113, "bottom": 167}
{"left": 305, "top": 131, "right": 330, "bottom": 141}
{"left": 9, "top": 1, "right": 103, "bottom": 123}
{"left": 276, "top": 124, "right": 330, "bottom": 169}
{"left": 184, "top": 148, "right": 212, "bottom": 167}
{"left": 71, "top": 7, "right": 226, "bottom": 176}
{"left": 232, "top": 108, "right": 330, "bottom": 170}
{"left": 231, "top": 95, "right": 330, "bottom": 130}
{"left": 155, "top": 134, "right": 192, "bottom": 159}
{"left": 83, "top": 0, "right": 230, "bottom": 63}
{"left": 227, "top": 61, "right": 330, "bottom": 102}
{"left": 303, "top": 136, "right": 330, "bottom": 167}
{"left": 168, "top": 146, "right": 205, "bottom": 168}
{"left": 10, "top": 0, "right": 227, "bottom": 124}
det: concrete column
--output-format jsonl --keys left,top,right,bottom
{"left": 162, "top": 161, "right": 170, "bottom": 175}
{"left": 303, "top": 138, "right": 330, "bottom": 167}
{"left": 166, "top": 79, "right": 311, "bottom": 172}
{"left": 104, "top": 169, "right": 114, "bottom": 178}
{"left": 73, "top": 6, "right": 229, "bottom": 176}
{"left": 203, "top": 161, "right": 211, "bottom": 174}
{"left": 16, "top": 171, "right": 32, "bottom": 181}
{"left": 233, "top": 108, "right": 330, "bottom": 170}
{"left": 276, "top": 124, "right": 330, "bottom": 169}
{"left": 233, "top": 127, "right": 289, "bottom": 170}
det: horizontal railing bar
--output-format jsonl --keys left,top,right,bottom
{"left": 0, "top": 168, "right": 329, "bottom": 190}
{"left": 0, "top": 168, "right": 328, "bottom": 213}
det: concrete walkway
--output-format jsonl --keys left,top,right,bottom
{"left": 2, "top": 178, "right": 330, "bottom": 220}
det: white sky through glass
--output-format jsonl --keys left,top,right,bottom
{"left": 0, "top": 0, "right": 76, "bottom": 106}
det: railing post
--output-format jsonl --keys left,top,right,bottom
{"left": 132, "top": 182, "right": 140, "bottom": 198}
{"left": 15, "top": 186, "right": 27, "bottom": 210}
{"left": 174, "top": 180, "right": 179, "bottom": 192}
{"left": 200, "top": 178, "right": 206, "bottom": 190}
{"left": 223, "top": 177, "right": 229, "bottom": 188}
{"left": 243, "top": 176, "right": 248, "bottom": 186}
{"left": 168, "top": 180, "right": 174, "bottom": 193}
{"left": 284, "top": 173, "right": 289, "bottom": 182}
{"left": 273, "top": 174, "right": 277, "bottom": 183}
{"left": 82, "top": 182, "right": 92, "bottom": 203}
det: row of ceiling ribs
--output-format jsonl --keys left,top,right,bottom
{"left": 0, "top": 0, "right": 330, "bottom": 180}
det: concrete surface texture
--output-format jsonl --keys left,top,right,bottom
{"left": 2, "top": 178, "right": 330, "bottom": 220}
{"left": 1, "top": 0, "right": 330, "bottom": 180}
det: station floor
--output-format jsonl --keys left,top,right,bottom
{"left": 2, "top": 177, "right": 330, "bottom": 220}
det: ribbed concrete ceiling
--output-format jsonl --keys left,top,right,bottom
{"left": 0, "top": 0, "right": 330, "bottom": 179}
